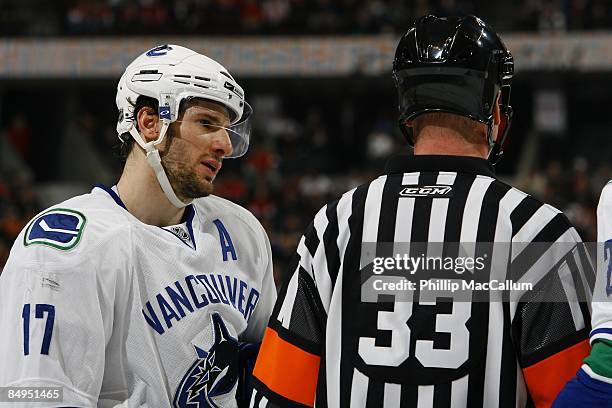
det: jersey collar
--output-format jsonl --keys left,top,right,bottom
{"left": 94, "top": 183, "right": 197, "bottom": 250}
{"left": 384, "top": 154, "right": 496, "bottom": 178}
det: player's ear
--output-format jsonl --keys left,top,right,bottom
{"left": 136, "top": 106, "right": 161, "bottom": 143}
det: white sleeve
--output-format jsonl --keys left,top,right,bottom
{"left": 593, "top": 182, "right": 612, "bottom": 342}
{"left": 0, "top": 232, "right": 123, "bottom": 407}
{"left": 241, "top": 223, "right": 277, "bottom": 343}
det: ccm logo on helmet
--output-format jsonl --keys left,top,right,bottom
{"left": 146, "top": 45, "right": 173, "bottom": 57}
{"left": 224, "top": 81, "right": 244, "bottom": 98}
{"left": 399, "top": 185, "right": 454, "bottom": 198}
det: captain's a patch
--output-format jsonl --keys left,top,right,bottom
{"left": 24, "top": 208, "right": 86, "bottom": 251}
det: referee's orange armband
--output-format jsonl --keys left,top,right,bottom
{"left": 253, "top": 327, "right": 320, "bottom": 407}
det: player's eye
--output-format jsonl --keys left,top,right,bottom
{"left": 199, "top": 119, "right": 214, "bottom": 128}
{"left": 199, "top": 118, "right": 225, "bottom": 128}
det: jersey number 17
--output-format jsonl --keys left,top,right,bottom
{"left": 22, "top": 303, "right": 55, "bottom": 355}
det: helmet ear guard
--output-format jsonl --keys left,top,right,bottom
{"left": 393, "top": 15, "right": 514, "bottom": 165}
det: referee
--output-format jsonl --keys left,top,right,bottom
{"left": 250, "top": 15, "right": 594, "bottom": 408}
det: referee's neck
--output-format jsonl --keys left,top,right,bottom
{"left": 413, "top": 131, "right": 488, "bottom": 159}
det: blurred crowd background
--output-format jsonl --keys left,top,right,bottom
{"left": 2, "top": 0, "right": 612, "bottom": 286}
{"left": 3, "top": 0, "right": 612, "bottom": 36}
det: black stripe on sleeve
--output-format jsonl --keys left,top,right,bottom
{"left": 564, "top": 252, "right": 592, "bottom": 332}
{"left": 531, "top": 213, "right": 573, "bottom": 243}
{"left": 324, "top": 200, "right": 341, "bottom": 286}
{"left": 577, "top": 243, "right": 596, "bottom": 293}
{"left": 510, "top": 214, "right": 574, "bottom": 282}
{"left": 510, "top": 195, "right": 541, "bottom": 237}
{"left": 304, "top": 221, "right": 320, "bottom": 259}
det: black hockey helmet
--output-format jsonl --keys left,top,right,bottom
{"left": 392, "top": 15, "right": 514, "bottom": 164}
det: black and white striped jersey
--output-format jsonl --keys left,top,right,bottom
{"left": 251, "top": 155, "right": 595, "bottom": 408}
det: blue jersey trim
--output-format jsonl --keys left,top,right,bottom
{"left": 591, "top": 328, "right": 612, "bottom": 337}
{"left": 95, "top": 183, "right": 127, "bottom": 210}
{"left": 185, "top": 205, "right": 196, "bottom": 250}
{"left": 553, "top": 368, "right": 612, "bottom": 407}
{"left": 157, "top": 227, "right": 191, "bottom": 249}
{"left": 577, "top": 368, "right": 612, "bottom": 393}
{"left": 95, "top": 183, "right": 197, "bottom": 250}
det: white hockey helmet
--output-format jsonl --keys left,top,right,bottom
{"left": 115, "top": 44, "right": 252, "bottom": 208}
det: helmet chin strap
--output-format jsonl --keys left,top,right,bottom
{"left": 129, "top": 122, "right": 193, "bottom": 209}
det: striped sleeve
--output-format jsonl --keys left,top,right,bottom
{"left": 509, "top": 198, "right": 594, "bottom": 407}
{"left": 251, "top": 190, "right": 351, "bottom": 407}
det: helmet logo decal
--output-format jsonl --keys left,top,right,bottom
{"left": 146, "top": 45, "right": 173, "bottom": 57}
{"left": 223, "top": 81, "right": 243, "bottom": 99}
{"left": 159, "top": 106, "right": 171, "bottom": 120}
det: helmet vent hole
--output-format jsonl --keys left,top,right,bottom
{"left": 172, "top": 80, "right": 190, "bottom": 85}
{"left": 219, "top": 71, "right": 232, "bottom": 80}
{"left": 173, "top": 74, "right": 191, "bottom": 78}
{"left": 193, "top": 84, "right": 209, "bottom": 89}
{"left": 194, "top": 76, "right": 211, "bottom": 81}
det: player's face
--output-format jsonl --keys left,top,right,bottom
{"left": 160, "top": 100, "right": 233, "bottom": 199}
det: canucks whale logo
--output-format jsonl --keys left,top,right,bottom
{"left": 174, "top": 313, "right": 239, "bottom": 408}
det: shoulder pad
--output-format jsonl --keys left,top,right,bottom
{"left": 24, "top": 208, "right": 87, "bottom": 251}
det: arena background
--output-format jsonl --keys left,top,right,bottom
{"left": 1, "top": 0, "right": 611, "bottom": 287}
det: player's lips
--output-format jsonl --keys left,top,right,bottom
{"left": 201, "top": 159, "right": 221, "bottom": 176}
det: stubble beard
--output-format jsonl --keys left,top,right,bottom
{"left": 160, "top": 135, "right": 214, "bottom": 200}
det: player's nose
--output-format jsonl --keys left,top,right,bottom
{"left": 210, "top": 128, "right": 233, "bottom": 158}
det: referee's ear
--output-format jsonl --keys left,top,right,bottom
{"left": 492, "top": 94, "right": 502, "bottom": 141}
{"left": 493, "top": 94, "right": 501, "bottom": 125}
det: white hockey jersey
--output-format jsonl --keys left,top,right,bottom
{"left": 592, "top": 182, "right": 612, "bottom": 344}
{"left": 0, "top": 184, "right": 276, "bottom": 407}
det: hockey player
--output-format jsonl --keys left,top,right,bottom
{"left": 0, "top": 45, "right": 276, "bottom": 407}
{"left": 554, "top": 183, "right": 612, "bottom": 406}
